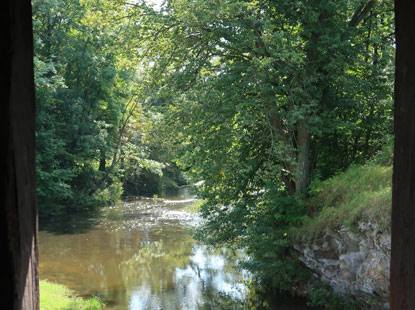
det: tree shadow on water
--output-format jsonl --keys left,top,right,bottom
{"left": 39, "top": 210, "right": 102, "bottom": 235}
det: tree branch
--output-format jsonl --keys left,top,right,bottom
{"left": 349, "top": 0, "right": 377, "bottom": 27}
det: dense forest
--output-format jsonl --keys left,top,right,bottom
{"left": 33, "top": 0, "right": 187, "bottom": 213}
{"left": 33, "top": 0, "right": 394, "bottom": 307}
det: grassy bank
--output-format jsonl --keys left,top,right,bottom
{"left": 290, "top": 152, "right": 392, "bottom": 309}
{"left": 296, "top": 163, "right": 392, "bottom": 240}
{"left": 40, "top": 280, "right": 104, "bottom": 310}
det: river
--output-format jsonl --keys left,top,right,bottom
{"left": 39, "top": 187, "right": 309, "bottom": 309}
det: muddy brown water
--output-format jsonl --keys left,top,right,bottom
{"left": 39, "top": 188, "right": 309, "bottom": 309}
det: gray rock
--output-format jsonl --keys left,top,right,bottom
{"left": 295, "top": 221, "right": 390, "bottom": 309}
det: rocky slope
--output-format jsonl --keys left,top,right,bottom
{"left": 295, "top": 221, "right": 390, "bottom": 309}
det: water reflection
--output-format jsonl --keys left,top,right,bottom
{"left": 126, "top": 244, "right": 246, "bottom": 310}
{"left": 39, "top": 192, "right": 247, "bottom": 309}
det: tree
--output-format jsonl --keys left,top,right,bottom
{"left": 33, "top": 0, "right": 124, "bottom": 213}
{"left": 146, "top": 0, "right": 393, "bottom": 194}
{"left": 120, "top": 0, "right": 393, "bottom": 290}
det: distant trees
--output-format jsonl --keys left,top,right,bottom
{"left": 32, "top": 0, "right": 182, "bottom": 214}
{"left": 33, "top": 0, "right": 123, "bottom": 213}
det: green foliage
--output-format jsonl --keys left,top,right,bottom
{"left": 153, "top": 0, "right": 394, "bottom": 191}
{"left": 184, "top": 199, "right": 204, "bottom": 214}
{"left": 306, "top": 280, "right": 362, "bottom": 310}
{"left": 121, "top": 112, "right": 187, "bottom": 197}
{"left": 238, "top": 194, "right": 309, "bottom": 290}
{"left": 143, "top": 0, "right": 394, "bottom": 296}
{"left": 34, "top": 0, "right": 395, "bottom": 306}
{"left": 297, "top": 158, "right": 392, "bottom": 240}
{"left": 33, "top": 0, "right": 178, "bottom": 214}
{"left": 92, "top": 179, "right": 124, "bottom": 207}
{"left": 242, "top": 278, "right": 274, "bottom": 310}
{"left": 194, "top": 185, "right": 309, "bottom": 292}
{"left": 369, "top": 135, "right": 394, "bottom": 166}
{"left": 40, "top": 280, "right": 104, "bottom": 310}
{"left": 33, "top": 0, "right": 122, "bottom": 213}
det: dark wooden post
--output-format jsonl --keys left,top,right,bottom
{"left": 0, "top": 0, "right": 39, "bottom": 309}
{"left": 391, "top": 1, "right": 415, "bottom": 309}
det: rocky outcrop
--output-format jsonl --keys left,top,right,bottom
{"left": 295, "top": 221, "right": 390, "bottom": 309}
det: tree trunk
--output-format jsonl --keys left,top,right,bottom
{"left": 99, "top": 149, "right": 106, "bottom": 172}
{"left": 295, "top": 123, "right": 310, "bottom": 193}
{"left": 1, "top": 0, "right": 39, "bottom": 309}
{"left": 390, "top": 1, "right": 415, "bottom": 309}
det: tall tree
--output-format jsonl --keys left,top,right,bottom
{"left": 143, "top": 0, "right": 393, "bottom": 192}
{"left": 132, "top": 0, "right": 394, "bottom": 289}
{"left": 32, "top": 0, "right": 182, "bottom": 213}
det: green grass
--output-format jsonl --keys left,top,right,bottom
{"left": 295, "top": 163, "right": 392, "bottom": 240}
{"left": 183, "top": 199, "right": 204, "bottom": 214}
{"left": 40, "top": 280, "right": 104, "bottom": 310}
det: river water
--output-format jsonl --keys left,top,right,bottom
{"left": 39, "top": 188, "right": 250, "bottom": 309}
{"left": 39, "top": 187, "right": 309, "bottom": 309}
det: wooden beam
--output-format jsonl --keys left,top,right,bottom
{"left": 0, "top": 0, "right": 39, "bottom": 309}
{"left": 391, "top": 1, "right": 415, "bottom": 309}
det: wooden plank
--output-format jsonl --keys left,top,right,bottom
{"left": 391, "top": 1, "right": 415, "bottom": 309}
{"left": 0, "top": 0, "right": 39, "bottom": 309}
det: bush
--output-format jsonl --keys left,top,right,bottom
{"left": 306, "top": 280, "right": 362, "bottom": 310}
{"left": 240, "top": 193, "right": 310, "bottom": 291}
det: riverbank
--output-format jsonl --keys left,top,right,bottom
{"left": 40, "top": 280, "right": 104, "bottom": 310}
{"left": 170, "top": 158, "right": 392, "bottom": 309}
{"left": 38, "top": 194, "right": 252, "bottom": 309}
{"left": 293, "top": 148, "right": 392, "bottom": 309}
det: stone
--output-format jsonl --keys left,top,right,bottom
{"left": 295, "top": 221, "right": 390, "bottom": 309}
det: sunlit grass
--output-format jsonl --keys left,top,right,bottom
{"left": 40, "top": 280, "right": 104, "bottom": 310}
{"left": 183, "top": 199, "right": 204, "bottom": 214}
{"left": 295, "top": 164, "right": 392, "bottom": 240}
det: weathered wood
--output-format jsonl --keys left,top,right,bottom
{"left": 0, "top": 0, "right": 39, "bottom": 309}
{"left": 391, "top": 1, "right": 415, "bottom": 309}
